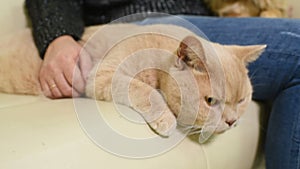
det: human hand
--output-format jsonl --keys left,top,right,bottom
{"left": 39, "top": 35, "right": 92, "bottom": 99}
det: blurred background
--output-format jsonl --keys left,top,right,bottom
{"left": 0, "top": 0, "right": 299, "bottom": 37}
{"left": 289, "top": 0, "right": 300, "bottom": 17}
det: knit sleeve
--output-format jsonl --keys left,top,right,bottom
{"left": 25, "top": 0, "right": 85, "bottom": 58}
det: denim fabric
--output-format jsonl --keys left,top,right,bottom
{"left": 139, "top": 16, "right": 300, "bottom": 169}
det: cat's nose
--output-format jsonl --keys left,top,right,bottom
{"left": 225, "top": 120, "right": 236, "bottom": 127}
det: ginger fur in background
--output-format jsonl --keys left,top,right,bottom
{"left": 205, "top": 0, "right": 286, "bottom": 17}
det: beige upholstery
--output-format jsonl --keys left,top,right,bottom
{"left": 0, "top": 1, "right": 265, "bottom": 169}
{"left": 0, "top": 94, "right": 262, "bottom": 169}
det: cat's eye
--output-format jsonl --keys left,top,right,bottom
{"left": 205, "top": 96, "right": 219, "bottom": 106}
{"left": 238, "top": 98, "right": 245, "bottom": 104}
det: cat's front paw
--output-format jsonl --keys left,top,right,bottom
{"left": 148, "top": 110, "right": 177, "bottom": 137}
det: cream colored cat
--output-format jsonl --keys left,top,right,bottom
{"left": 0, "top": 24, "right": 266, "bottom": 137}
{"left": 205, "top": 0, "right": 286, "bottom": 17}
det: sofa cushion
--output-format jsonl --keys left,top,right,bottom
{"left": 0, "top": 93, "right": 261, "bottom": 169}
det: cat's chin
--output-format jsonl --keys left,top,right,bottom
{"left": 214, "top": 126, "right": 231, "bottom": 134}
{"left": 214, "top": 129, "right": 227, "bottom": 134}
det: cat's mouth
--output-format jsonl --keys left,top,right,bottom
{"left": 214, "top": 121, "right": 239, "bottom": 134}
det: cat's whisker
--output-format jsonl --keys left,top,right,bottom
{"left": 177, "top": 124, "right": 192, "bottom": 130}
{"left": 250, "top": 77, "right": 268, "bottom": 84}
{"left": 249, "top": 76, "right": 268, "bottom": 84}
{"left": 188, "top": 127, "right": 203, "bottom": 135}
{"left": 188, "top": 130, "right": 202, "bottom": 135}
{"left": 249, "top": 68, "right": 261, "bottom": 79}
{"left": 178, "top": 123, "right": 204, "bottom": 135}
{"left": 248, "top": 72, "right": 262, "bottom": 82}
{"left": 249, "top": 69, "right": 268, "bottom": 82}
{"left": 250, "top": 83, "right": 269, "bottom": 89}
{"left": 237, "top": 118, "right": 267, "bottom": 132}
{"left": 248, "top": 70, "right": 270, "bottom": 87}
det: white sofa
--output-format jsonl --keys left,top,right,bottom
{"left": 0, "top": 1, "right": 265, "bottom": 169}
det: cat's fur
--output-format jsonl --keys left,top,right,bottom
{"left": 0, "top": 24, "right": 266, "bottom": 136}
{"left": 205, "top": 0, "right": 286, "bottom": 17}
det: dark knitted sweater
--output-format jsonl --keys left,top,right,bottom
{"left": 25, "top": 0, "right": 213, "bottom": 58}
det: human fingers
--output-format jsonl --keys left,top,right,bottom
{"left": 79, "top": 48, "right": 93, "bottom": 83}
{"left": 64, "top": 63, "right": 86, "bottom": 95}
{"left": 39, "top": 61, "right": 64, "bottom": 99}
{"left": 53, "top": 74, "right": 80, "bottom": 97}
{"left": 47, "top": 79, "right": 63, "bottom": 99}
{"left": 41, "top": 35, "right": 84, "bottom": 98}
{"left": 40, "top": 78, "right": 53, "bottom": 98}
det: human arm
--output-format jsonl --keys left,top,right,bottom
{"left": 25, "top": 0, "right": 92, "bottom": 98}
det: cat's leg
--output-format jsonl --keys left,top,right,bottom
{"left": 87, "top": 74, "right": 177, "bottom": 136}
{"left": 130, "top": 79, "right": 177, "bottom": 136}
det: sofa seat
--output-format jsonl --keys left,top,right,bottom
{"left": 0, "top": 93, "right": 262, "bottom": 169}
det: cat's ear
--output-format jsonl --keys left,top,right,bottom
{"left": 176, "top": 36, "right": 206, "bottom": 72}
{"left": 231, "top": 45, "right": 267, "bottom": 64}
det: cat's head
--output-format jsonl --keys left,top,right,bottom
{"left": 167, "top": 36, "right": 266, "bottom": 134}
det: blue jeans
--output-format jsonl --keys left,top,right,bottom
{"left": 139, "top": 16, "right": 300, "bottom": 169}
